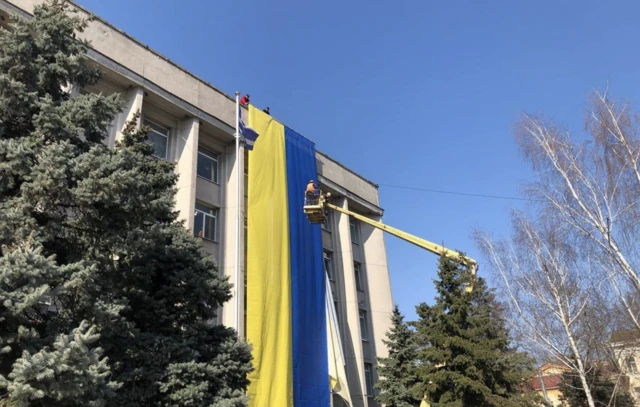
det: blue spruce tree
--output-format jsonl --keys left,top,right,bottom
{"left": 375, "top": 305, "right": 421, "bottom": 407}
{"left": 0, "top": 1, "right": 252, "bottom": 405}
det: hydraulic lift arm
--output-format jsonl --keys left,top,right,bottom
{"left": 305, "top": 194, "right": 477, "bottom": 407}
{"left": 303, "top": 194, "right": 477, "bottom": 281}
{"left": 325, "top": 202, "right": 478, "bottom": 277}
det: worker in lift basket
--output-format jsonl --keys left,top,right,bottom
{"left": 321, "top": 191, "right": 331, "bottom": 218}
{"left": 305, "top": 180, "right": 317, "bottom": 205}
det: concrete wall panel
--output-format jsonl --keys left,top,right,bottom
{"left": 316, "top": 153, "right": 379, "bottom": 207}
{"left": 196, "top": 177, "right": 222, "bottom": 208}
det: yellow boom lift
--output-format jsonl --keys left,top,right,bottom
{"left": 303, "top": 192, "right": 478, "bottom": 282}
{"left": 305, "top": 191, "right": 477, "bottom": 407}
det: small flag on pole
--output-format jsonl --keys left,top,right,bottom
{"left": 239, "top": 109, "right": 259, "bottom": 151}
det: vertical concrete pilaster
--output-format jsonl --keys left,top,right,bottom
{"left": 336, "top": 197, "right": 368, "bottom": 407}
{"left": 220, "top": 142, "right": 245, "bottom": 336}
{"left": 112, "top": 87, "right": 144, "bottom": 146}
{"left": 361, "top": 215, "right": 394, "bottom": 378}
{"left": 174, "top": 118, "right": 199, "bottom": 230}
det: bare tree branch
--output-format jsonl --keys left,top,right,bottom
{"left": 475, "top": 215, "right": 604, "bottom": 407}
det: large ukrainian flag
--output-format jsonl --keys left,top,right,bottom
{"left": 246, "top": 105, "right": 330, "bottom": 407}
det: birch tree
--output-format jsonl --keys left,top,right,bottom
{"left": 475, "top": 215, "right": 599, "bottom": 407}
{"left": 513, "top": 90, "right": 640, "bottom": 330}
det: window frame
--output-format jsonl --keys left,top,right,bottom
{"left": 143, "top": 118, "right": 170, "bottom": 159}
{"left": 364, "top": 363, "right": 374, "bottom": 396}
{"left": 323, "top": 250, "right": 334, "bottom": 281}
{"left": 359, "top": 309, "right": 368, "bottom": 341}
{"left": 354, "top": 261, "right": 363, "bottom": 291}
{"left": 194, "top": 202, "right": 219, "bottom": 242}
{"left": 349, "top": 216, "right": 359, "bottom": 244}
{"left": 197, "top": 147, "right": 220, "bottom": 184}
{"left": 322, "top": 209, "right": 332, "bottom": 231}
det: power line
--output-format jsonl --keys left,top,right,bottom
{"left": 377, "top": 183, "right": 534, "bottom": 202}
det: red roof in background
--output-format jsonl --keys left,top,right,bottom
{"left": 529, "top": 374, "right": 562, "bottom": 391}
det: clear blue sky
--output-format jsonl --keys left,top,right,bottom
{"left": 76, "top": 0, "right": 640, "bottom": 321}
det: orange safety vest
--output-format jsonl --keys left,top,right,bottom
{"left": 305, "top": 182, "right": 315, "bottom": 194}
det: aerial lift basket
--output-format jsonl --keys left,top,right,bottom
{"left": 303, "top": 194, "right": 327, "bottom": 224}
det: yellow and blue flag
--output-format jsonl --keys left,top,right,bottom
{"left": 246, "top": 105, "right": 329, "bottom": 407}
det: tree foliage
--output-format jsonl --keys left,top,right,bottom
{"left": 411, "top": 255, "right": 538, "bottom": 407}
{"left": 375, "top": 305, "right": 421, "bottom": 407}
{"left": 0, "top": 1, "right": 252, "bottom": 405}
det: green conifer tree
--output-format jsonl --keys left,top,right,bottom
{"left": 559, "top": 366, "right": 635, "bottom": 407}
{"left": 0, "top": 1, "right": 252, "bottom": 405}
{"left": 375, "top": 305, "right": 421, "bottom": 407}
{"left": 411, "top": 255, "right": 538, "bottom": 407}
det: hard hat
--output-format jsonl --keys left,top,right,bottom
{"left": 309, "top": 179, "right": 314, "bottom": 183}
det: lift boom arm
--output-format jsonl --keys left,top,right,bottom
{"left": 325, "top": 202, "right": 477, "bottom": 276}
{"left": 305, "top": 195, "right": 477, "bottom": 407}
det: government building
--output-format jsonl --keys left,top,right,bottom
{"left": 0, "top": 2, "right": 395, "bottom": 406}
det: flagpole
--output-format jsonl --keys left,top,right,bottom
{"left": 234, "top": 91, "right": 241, "bottom": 335}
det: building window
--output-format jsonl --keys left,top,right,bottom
{"left": 627, "top": 357, "right": 638, "bottom": 373}
{"left": 143, "top": 119, "right": 169, "bottom": 159}
{"left": 350, "top": 216, "right": 359, "bottom": 244}
{"left": 354, "top": 262, "right": 363, "bottom": 291}
{"left": 197, "top": 148, "right": 219, "bottom": 183}
{"left": 194, "top": 202, "right": 218, "bottom": 242}
{"left": 324, "top": 251, "right": 334, "bottom": 280}
{"left": 359, "top": 309, "right": 368, "bottom": 341}
{"left": 322, "top": 210, "right": 331, "bottom": 231}
{"left": 364, "top": 363, "right": 374, "bottom": 396}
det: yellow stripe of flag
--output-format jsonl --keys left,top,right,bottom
{"left": 246, "top": 105, "right": 293, "bottom": 407}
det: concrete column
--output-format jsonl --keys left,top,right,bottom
{"left": 336, "top": 197, "right": 368, "bottom": 407}
{"left": 111, "top": 86, "right": 144, "bottom": 147}
{"left": 361, "top": 215, "right": 394, "bottom": 361}
{"left": 220, "top": 142, "right": 245, "bottom": 336}
{"left": 174, "top": 118, "right": 199, "bottom": 229}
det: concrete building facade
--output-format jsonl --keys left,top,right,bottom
{"left": 611, "top": 329, "right": 640, "bottom": 405}
{"left": 0, "top": 2, "right": 395, "bottom": 406}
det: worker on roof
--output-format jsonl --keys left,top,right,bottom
{"left": 240, "top": 94, "right": 250, "bottom": 106}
